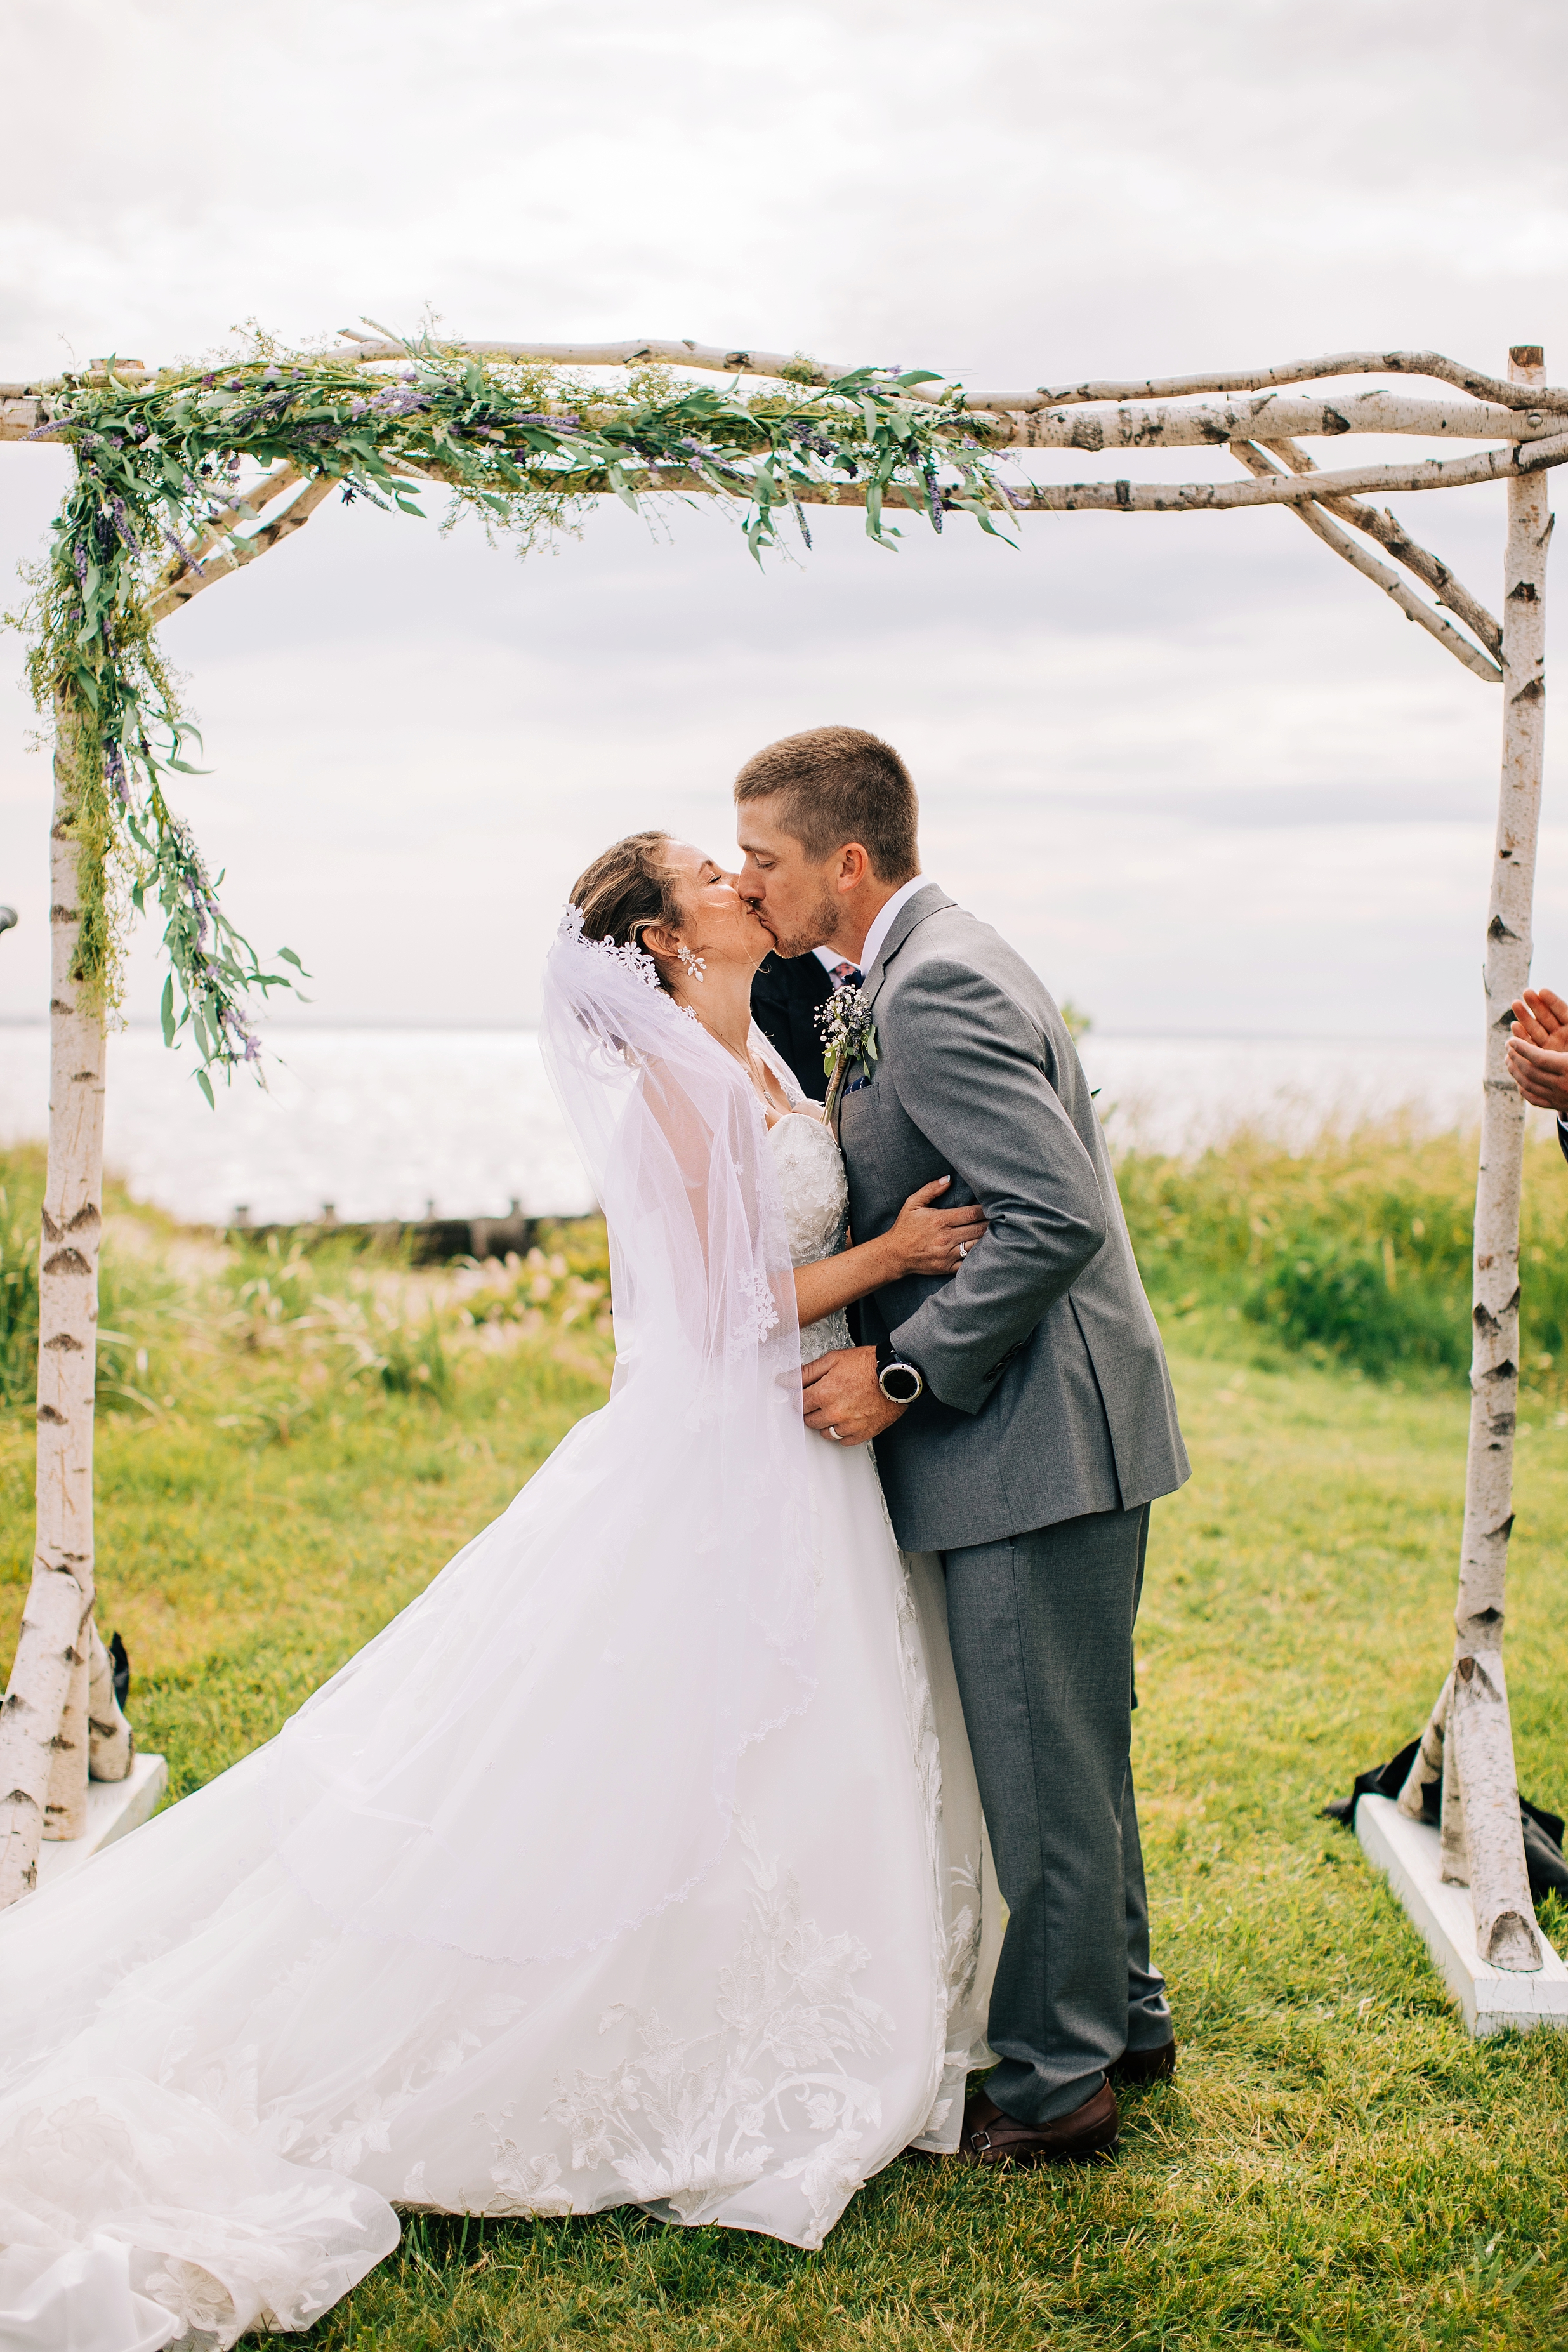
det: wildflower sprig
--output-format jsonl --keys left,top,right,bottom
{"left": 817, "top": 984, "right": 880, "bottom": 1118}
{"left": 15, "top": 333, "right": 1013, "bottom": 1085}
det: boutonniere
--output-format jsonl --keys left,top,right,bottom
{"left": 818, "top": 986, "right": 878, "bottom": 1114}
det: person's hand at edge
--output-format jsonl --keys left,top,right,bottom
{"left": 1508, "top": 988, "right": 1568, "bottom": 1113}
{"left": 1511, "top": 987, "right": 1568, "bottom": 1052}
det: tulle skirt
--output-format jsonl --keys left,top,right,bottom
{"left": 0, "top": 1430, "right": 997, "bottom": 2349}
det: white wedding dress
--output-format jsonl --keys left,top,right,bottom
{"left": 0, "top": 922, "right": 998, "bottom": 2351}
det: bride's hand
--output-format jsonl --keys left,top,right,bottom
{"left": 888, "top": 1177, "right": 987, "bottom": 1278}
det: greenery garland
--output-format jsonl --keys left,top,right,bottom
{"left": 13, "top": 334, "right": 1012, "bottom": 1093}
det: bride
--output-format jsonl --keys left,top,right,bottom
{"left": 0, "top": 831, "right": 1001, "bottom": 2351}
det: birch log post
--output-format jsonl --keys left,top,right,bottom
{"left": 1439, "top": 344, "right": 1553, "bottom": 1970}
{"left": 1396, "top": 1670, "right": 1451, "bottom": 1823}
{"left": 86, "top": 1620, "right": 133, "bottom": 1781}
{"left": 0, "top": 694, "right": 129, "bottom": 1905}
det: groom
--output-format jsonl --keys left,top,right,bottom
{"left": 736, "top": 725, "right": 1189, "bottom": 2165}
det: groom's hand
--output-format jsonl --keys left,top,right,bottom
{"left": 800, "top": 1345, "right": 907, "bottom": 1446}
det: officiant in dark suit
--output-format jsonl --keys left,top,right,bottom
{"left": 751, "top": 946, "right": 864, "bottom": 1101}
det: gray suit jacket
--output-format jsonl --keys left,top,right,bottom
{"left": 837, "top": 884, "right": 1189, "bottom": 1552}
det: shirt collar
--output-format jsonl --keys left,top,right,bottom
{"left": 856, "top": 875, "right": 927, "bottom": 981}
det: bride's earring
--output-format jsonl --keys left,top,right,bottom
{"left": 676, "top": 943, "right": 707, "bottom": 983}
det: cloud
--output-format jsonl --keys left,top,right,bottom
{"left": 2, "top": 0, "right": 1565, "bottom": 1050}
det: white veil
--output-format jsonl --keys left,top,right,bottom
{"left": 258, "top": 911, "right": 815, "bottom": 1966}
{"left": 0, "top": 915, "right": 989, "bottom": 2343}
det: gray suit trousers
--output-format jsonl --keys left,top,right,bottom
{"left": 942, "top": 1502, "right": 1171, "bottom": 2124}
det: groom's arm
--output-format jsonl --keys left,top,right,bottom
{"left": 882, "top": 958, "right": 1107, "bottom": 1416}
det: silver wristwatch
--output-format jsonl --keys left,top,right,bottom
{"left": 875, "top": 1340, "right": 925, "bottom": 1405}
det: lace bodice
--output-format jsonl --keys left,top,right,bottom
{"left": 769, "top": 1113, "right": 852, "bottom": 1364}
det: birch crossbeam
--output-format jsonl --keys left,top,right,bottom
{"left": 1255, "top": 439, "right": 1503, "bottom": 661}
{"left": 7, "top": 390, "right": 1550, "bottom": 458}
{"left": 1516, "top": 428, "right": 1568, "bottom": 471}
{"left": 1230, "top": 443, "right": 1501, "bottom": 681}
{"left": 1003, "top": 392, "right": 1541, "bottom": 451}
{"left": 987, "top": 446, "right": 1552, "bottom": 510}
{"left": 454, "top": 441, "right": 1559, "bottom": 514}
{"left": 6, "top": 340, "right": 1568, "bottom": 425}
{"left": 142, "top": 473, "right": 338, "bottom": 627}
{"left": 147, "top": 465, "right": 305, "bottom": 601}
{"left": 1031, "top": 350, "right": 1568, "bottom": 414}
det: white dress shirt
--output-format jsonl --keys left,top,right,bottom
{"left": 811, "top": 875, "right": 929, "bottom": 986}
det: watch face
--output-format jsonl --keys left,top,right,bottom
{"left": 879, "top": 1361, "right": 922, "bottom": 1404}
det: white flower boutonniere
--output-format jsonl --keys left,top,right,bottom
{"left": 817, "top": 986, "right": 878, "bottom": 1114}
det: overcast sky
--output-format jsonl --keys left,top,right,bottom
{"left": 4, "top": 0, "right": 1568, "bottom": 1043}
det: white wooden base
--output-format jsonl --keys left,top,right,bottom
{"left": 1357, "top": 1792, "right": 1568, "bottom": 2036}
{"left": 35, "top": 1753, "right": 168, "bottom": 1890}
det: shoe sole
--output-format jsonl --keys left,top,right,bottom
{"left": 963, "top": 2125, "right": 1121, "bottom": 2169}
{"left": 1008, "top": 2132, "right": 1121, "bottom": 2169}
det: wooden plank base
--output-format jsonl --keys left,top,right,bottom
{"left": 35, "top": 1753, "right": 168, "bottom": 1890}
{"left": 1357, "top": 1792, "right": 1568, "bottom": 2036}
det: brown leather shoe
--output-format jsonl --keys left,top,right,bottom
{"left": 1111, "top": 2037, "right": 1176, "bottom": 2087}
{"left": 958, "top": 2081, "right": 1119, "bottom": 2167}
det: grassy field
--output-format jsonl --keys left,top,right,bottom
{"left": 3, "top": 1134, "right": 1568, "bottom": 2348}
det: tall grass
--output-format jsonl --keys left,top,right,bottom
{"left": 1117, "top": 1120, "right": 1568, "bottom": 1384}
{"left": 0, "top": 1148, "right": 43, "bottom": 1406}
{"left": 3, "top": 1122, "right": 1564, "bottom": 1410}
{"left": 0, "top": 1141, "right": 612, "bottom": 1443}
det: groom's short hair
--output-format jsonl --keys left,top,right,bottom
{"left": 734, "top": 726, "right": 919, "bottom": 882}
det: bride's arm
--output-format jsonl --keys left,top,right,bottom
{"left": 794, "top": 1179, "right": 985, "bottom": 1328}
{"left": 744, "top": 1027, "right": 985, "bottom": 1326}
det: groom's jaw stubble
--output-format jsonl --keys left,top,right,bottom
{"left": 768, "top": 883, "right": 844, "bottom": 962}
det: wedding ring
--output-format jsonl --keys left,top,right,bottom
{"left": 958, "top": 1240, "right": 971, "bottom": 1260}
{"left": 827, "top": 1425, "right": 843, "bottom": 1442}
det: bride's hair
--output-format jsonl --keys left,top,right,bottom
{"left": 570, "top": 831, "right": 686, "bottom": 992}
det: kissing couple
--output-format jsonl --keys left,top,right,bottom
{"left": 0, "top": 728, "right": 1189, "bottom": 2351}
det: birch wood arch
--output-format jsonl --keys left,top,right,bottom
{"left": 0, "top": 333, "right": 1557, "bottom": 1986}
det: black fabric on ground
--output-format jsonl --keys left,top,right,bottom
{"left": 1322, "top": 1745, "right": 1568, "bottom": 1903}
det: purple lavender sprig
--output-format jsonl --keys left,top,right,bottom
{"left": 162, "top": 523, "right": 204, "bottom": 573}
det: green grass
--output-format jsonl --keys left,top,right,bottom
{"left": 0, "top": 1186, "right": 616, "bottom": 1792}
{"left": 3, "top": 1146, "right": 1568, "bottom": 2347}
{"left": 1118, "top": 1120, "right": 1568, "bottom": 1387}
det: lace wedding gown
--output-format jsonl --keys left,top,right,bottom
{"left": 0, "top": 931, "right": 998, "bottom": 2352}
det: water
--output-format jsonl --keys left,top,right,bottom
{"left": 0, "top": 1024, "right": 1531, "bottom": 1229}
{"left": 0, "top": 1029, "right": 596, "bottom": 1227}
{"left": 1081, "top": 1034, "right": 1509, "bottom": 1154}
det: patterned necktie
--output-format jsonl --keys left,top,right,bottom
{"left": 830, "top": 961, "right": 864, "bottom": 990}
